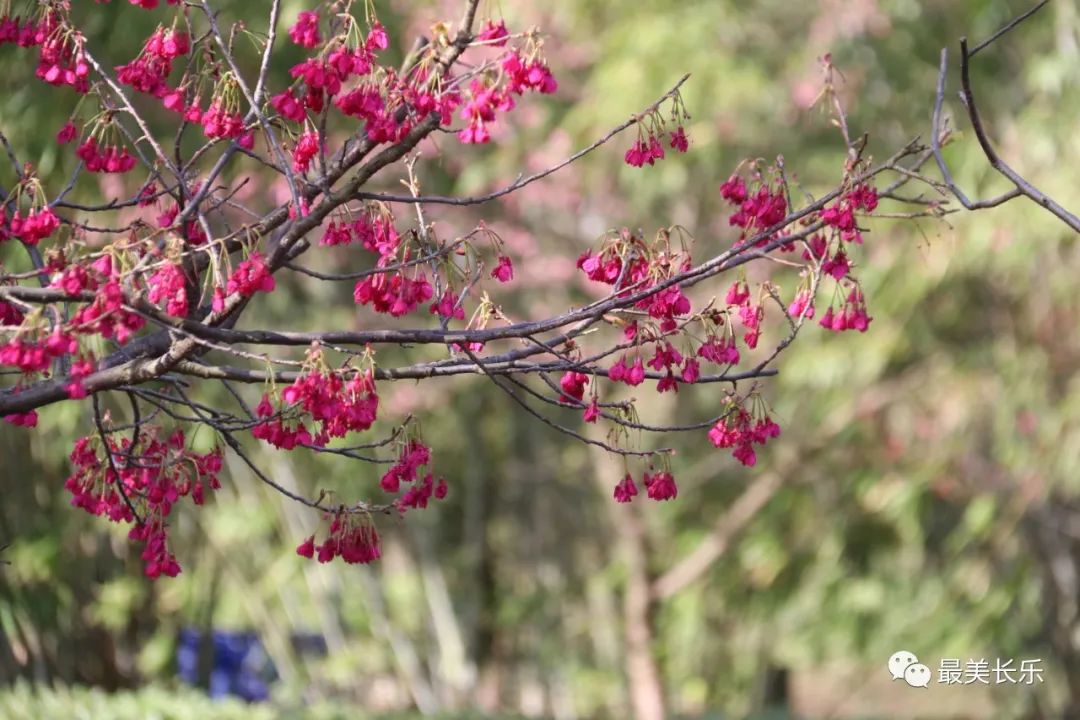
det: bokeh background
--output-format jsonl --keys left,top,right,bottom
{"left": 2, "top": 0, "right": 1080, "bottom": 718}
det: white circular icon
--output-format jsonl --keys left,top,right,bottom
{"left": 904, "top": 662, "right": 932, "bottom": 688}
{"left": 888, "top": 650, "right": 919, "bottom": 681}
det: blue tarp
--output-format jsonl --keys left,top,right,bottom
{"left": 176, "top": 629, "right": 274, "bottom": 701}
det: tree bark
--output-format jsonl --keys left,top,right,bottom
{"left": 589, "top": 435, "right": 666, "bottom": 720}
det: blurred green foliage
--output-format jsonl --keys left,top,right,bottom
{"left": 0, "top": 681, "right": 532, "bottom": 720}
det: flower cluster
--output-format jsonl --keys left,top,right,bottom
{"left": 117, "top": 25, "right": 189, "bottom": 99}
{"left": 609, "top": 354, "right": 647, "bottom": 387}
{"left": 70, "top": 278, "right": 147, "bottom": 343}
{"left": 283, "top": 367, "right": 380, "bottom": 440}
{"left": 576, "top": 247, "right": 647, "bottom": 291}
{"left": 456, "top": 49, "right": 556, "bottom": 144}
{"left": 296, "top": 510, "right": 381, "bottom": 565}
{"left": 14, "top": 12, "right": 91, "bottom": 94}
{"left": 200, "top": 99, "right": 246, "bottom": 140}
{"left": 288, "top": 11, "right": 322, "bottom": 49}
{"left": 65, "top": 428, "right": 222, "bottom": 578}
{"left": 429, "top": 289, "right": 465, "bottom": 320}
{"left": 398, "top": 472, "right": 449, "bottom": 511}
{"left": 322, "top": 209, "right": 401, "bottom": 256}
{"left": 1, "top": 206, "right": 60, "bottom": 245}
{"left": 225, "top": 252, "right": 275, "bottom": 297}
{"left": 253, "top": 366, "right": 380, "bottom": 449}
{"left": 641, "top": 284, "right": 691, "bottom": 333}
{"left": 128, "top": 0, "right": 183, "bottom": 9}
{"left": 457, "top": 77, "right": 512, "bottom": 144}
{"left": 147, "top": 263, "right": 189, "bottom": 318}
{"left": 76, "top": 137, "right": 137, "bottom": 174}
{"left": 697, "top": 333, "right": 741, "bottom": 367}
{"left": 155, "top": 201, "right": 209, "bottom": 245}
{"left": 723, "top": 280, "right": 765, "bottom": 348}
{"left": 276, "top": 12, "right": 555, "bottom": 148}
{"left": 0, "top": 337, "right": 55, "bottom": 373}
{"left": 270, "top": 89, "right": 306, "bottom": 123}
{"left": 612, "top": 470, "right": 678, "bottom": 503}
{"left": 624, "top": 93, "right": 690, "bottom": 167}
{"left": 279, "top": 21, "right": 385, "bottom": 126}
{"left": 291, "top": 131, "right": 320, "bottom": 173}
{"left": 577, "top": 229, "right": 694, "bottom": 335}
{"left": 0, "top": 15, "right": 46, "bottom": 48}
{"left": 707, "top": 402, "right": 781, "bottom": 467}
{"left": 624, "top": 134, "right": 669, "bottom": 168}
{"left": 558, "top": 371, "right": 590, "bottom": 404}
{"left": 380, "top": 440, "right": 448, "bottom": 512}
{"left": 354, "top": 271, "right": 433, "bottom": 317}
{"left": 252, "top": 394, "right": 313, "bottom": 450}
{"left": 648, "top": 343, "right": 691, "bottom": 395}
{"left": 721, "top": 175, "right": 788, "bottom": 241}
{"left": 820, "top": 183, "right": 879, "bottom": 243}
{"left": 51, "top": 263, "right": 95, "bottom": 297}
{"left": 64, "top": 355, "right": 95, "bottom": 399}
{"left": 6, "top": 259, "right": 146, "bottom": 382}
{"left": 819, "top": 286, "right": 872, "bottom": 333}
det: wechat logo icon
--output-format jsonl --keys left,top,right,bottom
{"left": 889, "top": 650, "right": 931, "bottom": 688}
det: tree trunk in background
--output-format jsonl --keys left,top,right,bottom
{"left": 590, "top": 435, "right": 665, "bottom": 720}
{"left": 463, "top": 394, "right": 502, "bottom": 712}
{"left": 620, "top": 504, "right": 666, "bottom": 720}
{"left": 1025, "top": 498, "right": 1080, "bottom": 716}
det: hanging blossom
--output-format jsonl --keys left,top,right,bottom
{"left": 32, "top": 12, "right": 91, "bottom": 94}
{"left": 76, "top": 137, "right": 137, "bottom": 174}
{"left": 291, "top": 130, "right": 321, "bottom": 173}
{"left": 66, "top": 428, "right": 223, "bottom": 578}
{"left": 354, "top": 271, "right": 433, "bottom": 317}
{"left": 708, "top": 401, "right": 781, "bottom": 467}
{"left": 116, "top": 25, "right": 189, "bottom": 99}
{"left": 577, "top": 227, "right": 694, "bottom": 334}
{"left": 254, "top": 360, "right": 380, "bottom": 450}
{"left": 288, "top": 11, "right": 322, "bottom": 49}
{"left": 284, "top": 19, "right": 387, "bottom": 125}
{"left": 455, "top": 48, "right": 557, "bottom": 145}
{"left": 819, "top": 286, "right": 872, "bottom": 333}
{"left": 225, "top": 252, "right": 276, "bottom": 297}
{"left": 380, "top": 440, "right": 448, "bottom": 513}
{"left": 624, "top": 91, "right": 690, "bottom": 167}
{"left": 70, "top": 279, "right": 147, "bottom": 344}
{"left": 612, "top": 470, "right": 678, "bottom": 503}
{"left": 127, "top": 0, "right": 183, "bottom": 9}
{"left": 1, "top": 206, "right": 60, "bottom": 245}
{"left": 430, "top": 289, "right": 466, "bottom": 320}
{"left": 55, "top": 120, "right": 77, "bottom": 144}
{"left": 147, "top": 263, "right": 189, "bottom": 318}
{"left": 491, "top": 255, "right": 514, "bottom": 282}
{"left": 347, "top": 211, "right": 434, "bottom": 315}
{"left": 296, "top": 509, "right": 381, "bottom": 565}
{"left": 609, "top": 354, "right": 647, "bottom": 387}
{"left": 558, "top": 371, "right": 590, "bottom": 404}
{"left": 201, "top": 98, "right": 245, "bottom": 140}
{"left": 820, "top": 183, "right": 879, "bottom": 244}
